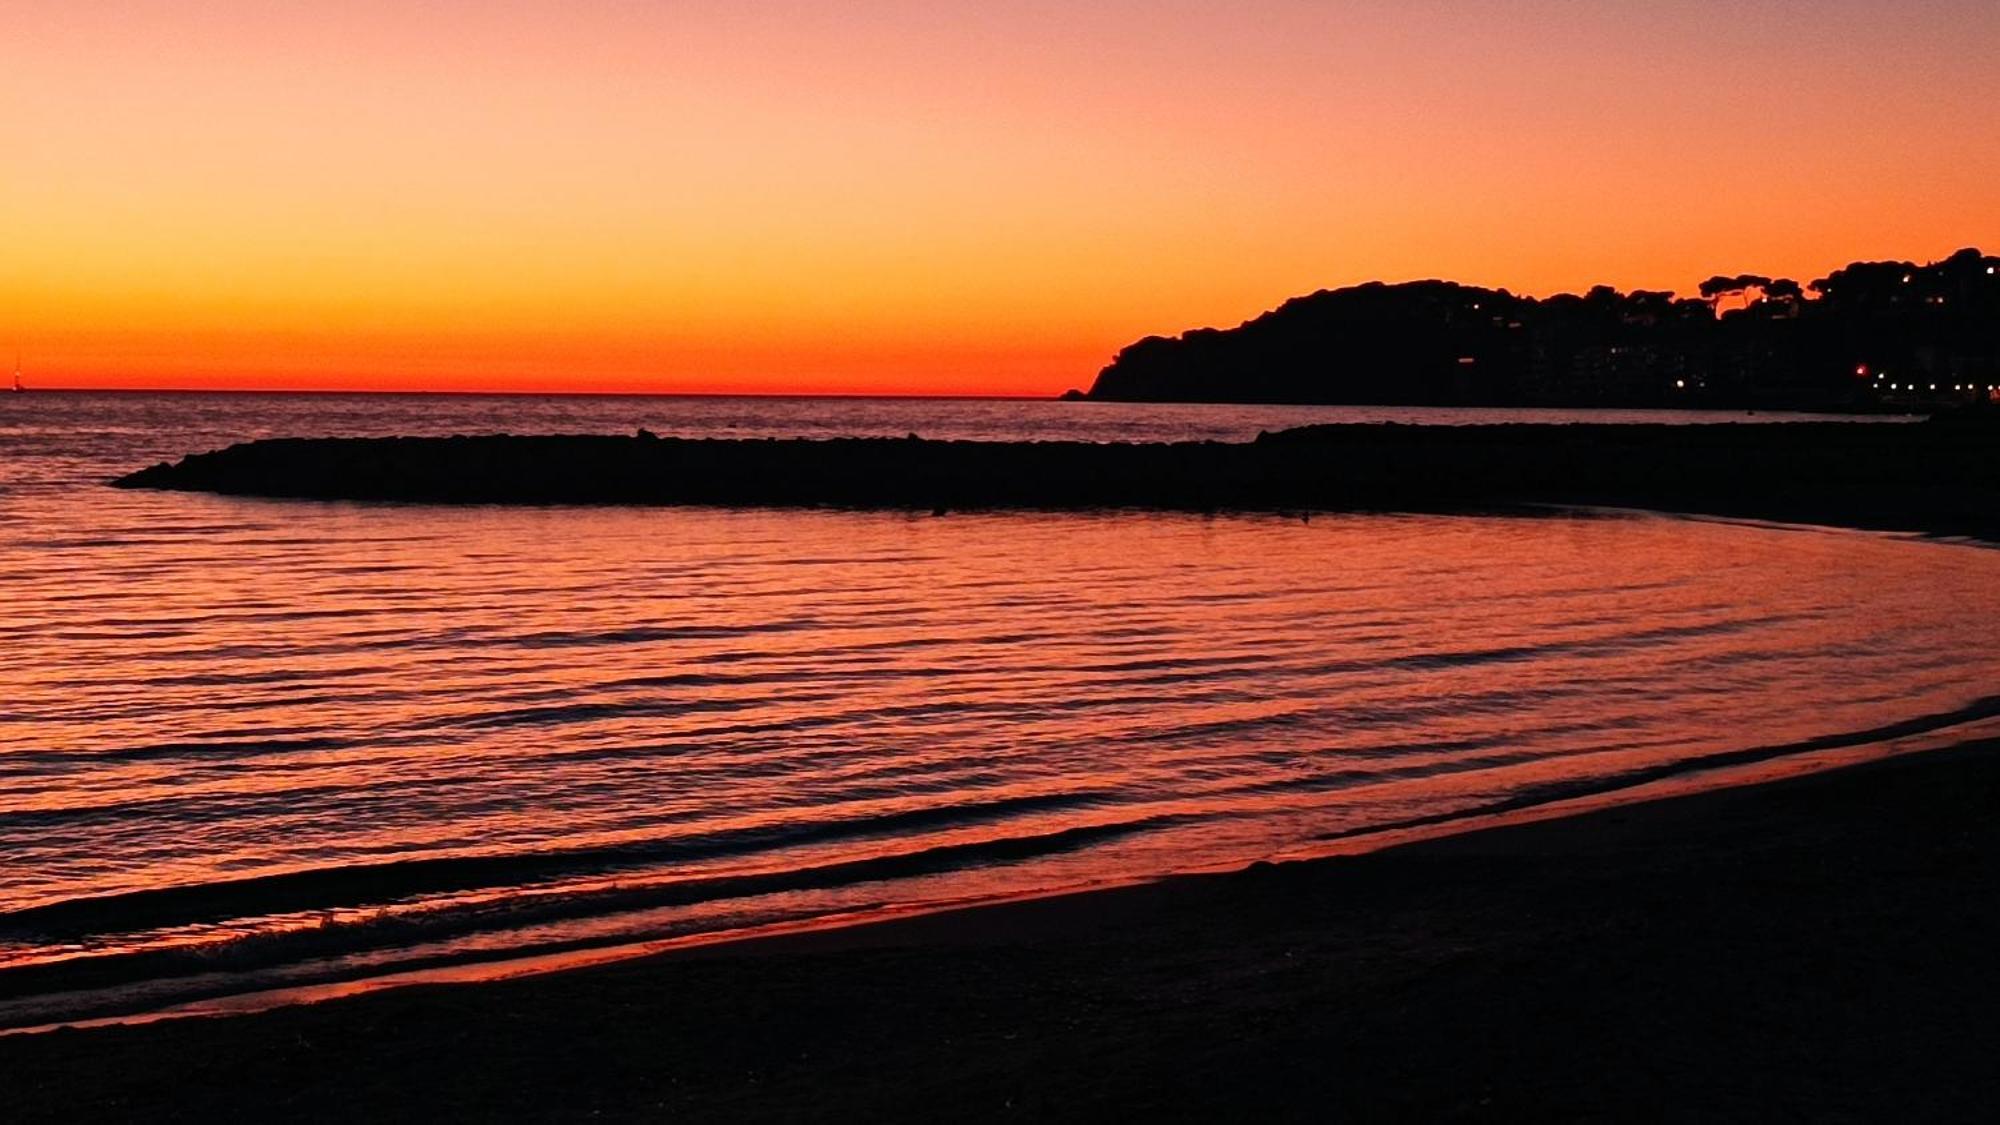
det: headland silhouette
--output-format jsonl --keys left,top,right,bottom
{"left": 1074, "top": 248, "right": 2000, "bottom": 411}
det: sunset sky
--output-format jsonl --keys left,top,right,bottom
{"left": 5, "top": 1, "right": 1998, "bottom": 395}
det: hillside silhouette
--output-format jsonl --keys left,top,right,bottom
{"left": 1079, "top": 249, "right": 2000, "bottom": 411}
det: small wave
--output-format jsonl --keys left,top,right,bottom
{"left": 2, "top": 737, "right": 354, "bottom": 771}
{"left": 1315, "top": 694, "right": 2000, "bottom": 843}
{"left": 441, "top": 691, "right": 845, "bottom": 730}
{"left": 0, "top": 789, "right": 1121, "bottom": 941}
{"left": 1380, "top": 613, "right": 1813, "bottom": 672}
{"left": 116, "top": 667, "right": 373, "bottom": 689}
{"left": 0, "top": 813, "right": 1196, "bottom": 1010}
{"left": 505, "top": 620, "right": 823, "bottom": 649}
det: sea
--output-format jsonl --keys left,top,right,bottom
{"left": 3, "top": 392, "right": 1995, "bottom": 1028}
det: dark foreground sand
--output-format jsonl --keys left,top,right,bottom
{"left": 9, "top": 738, "right": 2000, "bottom": 1122}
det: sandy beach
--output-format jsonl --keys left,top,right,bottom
{"left": 10, "top": 734, "right": 1999, "bottom": 1121}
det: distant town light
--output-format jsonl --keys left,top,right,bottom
{"left": 1674, "top": 379, "right": 1686, "bottom": 389}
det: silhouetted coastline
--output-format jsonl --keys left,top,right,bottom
{"left": 1080, "top": 249, "right": 2000, "bottom": 411}
{"left": 116, "top": 416, "right": 2000, "bottom": 538}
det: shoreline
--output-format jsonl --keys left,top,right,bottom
{"left": 11, "top": 728, "right": 2000, "bottom": 1118}
{"left": 10, "top": 695, "right": 1998, "bottom": 1036}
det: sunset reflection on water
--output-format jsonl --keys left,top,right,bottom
{"left": 0, "top": 393, "right": 1990, "bottom": 1025}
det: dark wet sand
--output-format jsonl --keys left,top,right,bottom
{"left": 9, "top": 737, "right": 2000, "bottom": 1122}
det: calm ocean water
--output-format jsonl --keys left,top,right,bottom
{"left": 1, "top": 392, "right": 1991, "bottom": 1026}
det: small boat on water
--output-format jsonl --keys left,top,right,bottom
{"left": 11, "top": 356, "right": 23, "bottom": 392}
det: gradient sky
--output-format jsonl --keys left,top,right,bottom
{"left": 5, "top": 1, "right": 1999, "bottom": 395}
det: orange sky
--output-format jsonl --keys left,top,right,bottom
{"left": 5, "top": 1, "right": 1998, "bottom": 395}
